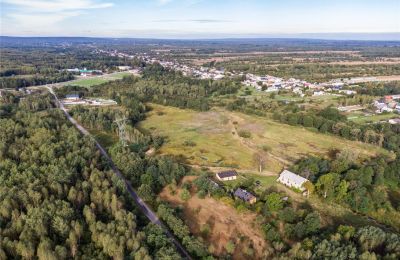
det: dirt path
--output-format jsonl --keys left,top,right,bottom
{"left": 187, "top": 163, "right": 278, "bottom": 176}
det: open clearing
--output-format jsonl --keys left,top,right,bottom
{"left": 138, "top": 104, "right": 388, "bottom": 174}
{"left": 68, "top": 72, "right": 131, "bottom": 87}
{"left": 159, "top": 176, "right": 268, "bottom": 259}
{"left": 347, "top": 112, "right": 398, "bottom": 124}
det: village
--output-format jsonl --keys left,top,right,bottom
{"left": 61, "top": 48, "right": 400, "bottom": 125}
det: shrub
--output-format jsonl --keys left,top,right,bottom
{"left": 238, "top": 130, "right": 251, "bottom": 138}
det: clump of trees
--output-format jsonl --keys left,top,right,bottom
{"left": 291, "top": 150, "right": 400, "bottom": 230}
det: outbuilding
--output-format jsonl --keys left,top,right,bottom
{"left": 65, "top": 93, "right": 81, "bottom": 100}
{"left": 216, "top": 170, "right": 238, "bottom": 181}
{"left": 277, "top": 170, "right": 308, "bottom": 191}
{"left": 234, "top": 188, "right": 257, "bottom": 204}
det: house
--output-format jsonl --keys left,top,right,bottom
{"left": 339, "top": 90, "right": 357, "bottom": 95}
{"left": 65, "top": 93, "right": 81, "bottom": 100}
{"left": 277, "top": 170, "right": 308, "bottom": 191}
{"left": 216, "top": 170, "right": 238, "bottom": 181}
{"left": 234, "top": 188, "right": 257, "bottom": 204}
{"left": 388, "top": 118, "right": 400, "bottom": 125}
{"left": 117, "top": 66, "right": 132, "bottom": 71}
{"left": 313, "top": 91, "right": 326, "bottom": 96}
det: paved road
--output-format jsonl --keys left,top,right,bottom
{"left": 46, "top": 86, "right": 192, "bottom": 259}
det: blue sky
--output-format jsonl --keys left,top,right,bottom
{"left": 0, "top": 0, "right": 399, "bottom": 38}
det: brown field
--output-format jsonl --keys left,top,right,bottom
{"left": 159, "top": 176, "right": 268, "bottom": 259}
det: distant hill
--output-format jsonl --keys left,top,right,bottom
{"left": 1, "top": 35, "right": 400, "bottom": 50}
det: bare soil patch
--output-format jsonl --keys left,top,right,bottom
{"left": 159, "top": 176, "right": 268, "bottom": 259}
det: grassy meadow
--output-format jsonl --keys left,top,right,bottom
{"left": 138, "top": 104, "right": 388, "bottom": 174}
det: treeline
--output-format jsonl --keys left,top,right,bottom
{"left": 0, "top": 72, "right": 74, "bottom": 89}
{"left": 89, "top": 64, "right": 240, "bottom": 111}
{"left": 356, "top": 81, "right": 400, "bottom": 96}
{"left": 291, "top": 150, "right": 400, "bottom": 229}
{"left": 157, "top": 204, "right": 210, "bottom": 258}
{"left": 217, "top": 61, "right": 400, "bottom": 82}
{"left": 0, "top": 97, "right": 182, "bottom": 259}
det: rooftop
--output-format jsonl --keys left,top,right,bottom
{"left": 278, "top": 170, "right": 308, "bottom": 186}
{"left": 234, "top": 188, "right": 256, "bottom": 202}
{"left": 217, "top": 170, "right": 238, "bottom": 179}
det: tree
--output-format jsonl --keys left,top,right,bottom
{"left": 253, "top": 152, "right": 267, "bottom": 173}
{"left": 225, "top": 241, "right": 236, "bottom": 254}
{"left": 302, "top": 181, "right": 314, "bottom": 198}
{"left": 315, "top": 173, "right": 340, "bottom": 199}
{"left": 180, "top": 189, "right": 191, "bottom": 201}
{"left": 265, "top": 192, "right": 284, "bottom": 211}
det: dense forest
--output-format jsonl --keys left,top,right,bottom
{"left": 0, "top": 93, "right": 190, "bottom": 259}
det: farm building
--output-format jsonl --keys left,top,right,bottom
{"left": 117, "top": 66, "right": 132, "bottom": 71}
{"left": 65, "top": 93, "right": 81, "bottom": 100}
{"left": 234, "top": 188, "right": 257, "bottom": 204}
{"left": 277, "top": 170, "right": 308, "bottom": 191}
{"left": 216, "top": 170, "right": 238, "bottom": 181}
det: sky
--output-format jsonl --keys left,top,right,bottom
{"left": 0, "top": 0, "right": 399, "bottom": 39}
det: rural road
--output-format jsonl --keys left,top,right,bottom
{"left": 46, "top": 86, "right": 192, "bottom": 259}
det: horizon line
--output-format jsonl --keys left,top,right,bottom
{"left": 1, "top": 32, "right": 400, "bottom": 42}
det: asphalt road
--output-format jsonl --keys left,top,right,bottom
{"left": 46, "top": 86, "right": 192, "bottom": 259}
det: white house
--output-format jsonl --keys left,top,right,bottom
{"left": 117, "top": 66, "right": 132, "bottom": 71}
{"left": 277, "top": 170, "right": 308, "bottom": 191}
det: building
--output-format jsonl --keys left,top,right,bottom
{"left": 234, "top": 188, "right": 257, "bottom": 204}
{"left": 117, "top": 66, "right": 132, "bottom": 71}
{"left": 65, "top": 93, "right": 81, "bottom": 100}
{"left": 80, "top": 68, "right": 102, "bottom": 77}
{"left": 277, "top": 170, "right": 308, "bottom": 191}
{"left": 388, "top": 118, "right": 400, "bottom": 124}
{"left": 216, "top": 170, "right": 238, "bottom": 181}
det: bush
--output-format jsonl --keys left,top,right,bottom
{"left": 183, "top": 140, "right": 196, "bottom": 147}
{"left": 225, "top": 241, "right": 236, "bottom": 254}
{"left": 180, "top": 189, "right": 191, "bottom": 201}
{"left": 238, "top": 130, "right": 252, "bottom": 138}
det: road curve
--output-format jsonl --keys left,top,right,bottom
{"left": 46, "top": 86, "right": 192, "bottom": 259}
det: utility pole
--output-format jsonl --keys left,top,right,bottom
{"left": 114, "top": 117, "right": 128, "bottom": 146}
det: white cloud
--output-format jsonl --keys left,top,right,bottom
{"left": 3, "top": 0, "right": 113, "bottom": 12}
{"left": 3, "top": 0, "right": 114, "bottom": 29}
{"left": 156, "top": 0, "right": 202, "bottom": 6}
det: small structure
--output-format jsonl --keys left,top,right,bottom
{"left": 277, "top": 170, "right": 308, "bottom": 191}
{"left": 234, "top": 188, "right": 257, "bottom": 204}
{"left": 65, "top": 93, "right": 80, "bottom": 100}
{"left": 117, "top": 66, "right": 132, "bottom": 71}
{"left": 216, "top": 170, "right": 238, "bottom": 181}
{"left": 388, "top": 118, "right": 400, "bottom": 125}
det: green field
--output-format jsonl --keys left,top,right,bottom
{"left": 139, "top": 104, "right": 388, "bottom": 174}
{"left": 69, "top": 72, "right": 131, "bottom": 87}
{"left": 348, "top": 112, "right": 398, "bottom": 124}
